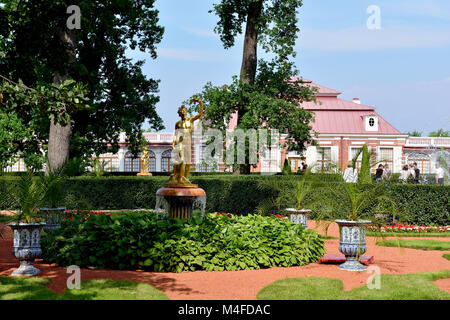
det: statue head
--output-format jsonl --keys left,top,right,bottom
{"left": 178, "top": 105, "right": 188, "bottom": 118}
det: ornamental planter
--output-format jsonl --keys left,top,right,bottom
{"left": 40, "top": 207, "right": 66, "bottom": 232}
{"left": 335, "top": 219, "right": 371, "bottom": 271}
{"left": 285, "top": 208, "right": 311, "bottom": 229}
{"left": 8, "top": 222, "right": 45, "bottom": 276}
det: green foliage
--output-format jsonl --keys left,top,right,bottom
{"left": 0, "top": 175, "right": 448, "bottom": 225}
{"left": 376, "top": 239, "right": 450, "bottom": 251}
{"left": 41, "top": 212, "right": 325, "bottom": 272}
{"left": 257, "top": 271, "right": 450, "bottom": 300}
{"left": 257, "top": 167, "right": 315, "bottom": 214}
{"left": 0, "top": 277, "right": 169, "bottom": 300}
{"left": 211, "top": 0, "right": 303, "bottom": 61}
{"left": 186, "top": 63, "right": 317, "bottom": 167}
{"left": 0, "top": 78, "right": 90, "bottom": 169}
{"left": 8, "top": 171, "right": 47, "bottom": 223}
{"left": 0, "top": 0, "right": 165, "bottom": 160}
{"left": 429, "top": 129, "right": 450, "bottom": 137}
{"left": 359, "top": 144, "right": 371, "bottom": 184}
{"left": 406, "top": 130, "right": 422, "bottom": 137}
{"left": 282, "top": 158, "right": 291, "bottom": 175}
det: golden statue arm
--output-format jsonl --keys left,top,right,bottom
{"left": 190, "top": 98, "right": 203, "bottom": 122}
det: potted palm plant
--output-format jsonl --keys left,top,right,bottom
{"left": 7, "top": 171, "right": 48, "bottom": 276}
{"left": 39, "top": 167, "right": 66, "bottom": 231}
{"left": 257, "top": 167, "right": 314, "bottom": 229}
{"left": 312, "top": 175, "right": 397, "bottom": 271}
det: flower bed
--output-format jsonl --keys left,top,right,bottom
{"left": 368, "top": 222, "right": 450, "bottom": 233}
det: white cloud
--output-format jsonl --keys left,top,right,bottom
{"left": 297, "top": 25, "right": 450, "bottom": 51}
{"left": 183, "top": 27, "right": 218, "bottom": 38}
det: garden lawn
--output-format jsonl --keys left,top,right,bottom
{"left": 257, "top": 271, "right": 450, "bottom": 300}
{"left": 0, "top": 277, "right": 169, "bottom": 300}
{"left": 376, "top": 239, "right": 450, "bottom": 251}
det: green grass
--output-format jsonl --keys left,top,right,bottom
{"left": 257, "top": 270, "right": 450, "bottom": 300}
{"left": 0, "top": 277, "right": 169, "bottom": 300}
{"left": 367, "top": 232, "right": 450, "bottom": 238}
{"left": 443, "top": 254, "right": 450, "bottom": 261}
{"left": 376, "top": 239, "right": 450, "bottom": 251}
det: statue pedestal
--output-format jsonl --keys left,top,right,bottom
{"left": 137, "top": 172, "right": 153, "bottom": 176}
{"left": 156, "top": 186, "right": 206, "bottom": 220}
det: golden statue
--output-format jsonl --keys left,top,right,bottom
{"left": 166, "top": 98, "right": 203, "bottom": 186}
{"left": 140, "top": 146, "right": 151, "bottom": 174}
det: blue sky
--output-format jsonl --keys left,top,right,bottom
{"left": 131, "top": 0, "right": 450, "bottom": 135}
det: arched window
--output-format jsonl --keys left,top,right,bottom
{"left": 148, "top": 150, "right": 156, "bottom": 172}
{"left": 161, "top": 149, "right": 173, "bottom": 172}
{"left": 124, "top": 151, "right": 141, "bottom": 172}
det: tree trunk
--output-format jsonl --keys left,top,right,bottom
{"left": 47, "top": 117, "right": 71, "bottom": 173}
{"left": 46, "top": 30, "right": 76, "bottom": 174}
{"left": 234, "top": 0, "right": 263, "bottom": 175}
{"left": 239, "top": 0, "right": 263, "bottom": 85}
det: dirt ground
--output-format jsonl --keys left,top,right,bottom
{"left": 1, "top": 220, "right": 449, "bottom": 300}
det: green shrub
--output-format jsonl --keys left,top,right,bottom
{"left": 41, "top": 212, "right": 325, "bottom": 272}
{"left": 1, "top": 175, "right": 448, "bottom": 225}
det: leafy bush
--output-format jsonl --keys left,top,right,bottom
{"left": 41, "top": 212, "right": 325, "bottom": 272}
{"left": 1, "top": 175, "right": 448, "bottom": 225}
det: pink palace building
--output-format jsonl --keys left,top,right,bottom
{"left": 4, "top": 79, "right": 450, "bottom": 175}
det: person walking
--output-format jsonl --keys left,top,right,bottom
{"left": 400, "top": 165, "right": 409, "bottom": 183}
{"left": 375, "top": 164, "right": 384, "bottom": 183}
{"left": 413, "top": 162, "right": 420, "bottom": 184}
{"left": 383, "top": 163, "right": 392, "bottom": 181}
{"left": 343, "top": 161, "right": 358, "bottom": 183}
{"left": 408, "top": 164, "right": 416, "bottom": 183}
{"left": 435, "top": 163, "right": 445, "bottom": 185}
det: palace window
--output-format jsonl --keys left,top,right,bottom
{"left": 94, "top": 153, "right": 119, "bottom": 172}
{"left": 407, "top": 153, "right": 431, "bottom": 174}
{"left": 124, "top": 151, "right": 141, "bottom": 172}
{"left": 379, "top": 148, "right": 393, "bottom": 170}
{"left": 316, "top": 147, "right": 331, "bottom": 171}
{"left": 161, "top": 149, "right": 173, "bottom": 172}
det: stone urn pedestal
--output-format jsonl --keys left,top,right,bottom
{"left": 156, "top": 185, "right": 206, "bottom": 220}
{"left": 335, "top": 219, "right": 371, "bottom": 271}
{"left": 285, "top": 208, "right": 311, "bottom": 229}
{"left": 8, "top": 223, "right": 45, "bottom": 276}
{"left": 137, "top": 172, "right": 152, "bottom": 176}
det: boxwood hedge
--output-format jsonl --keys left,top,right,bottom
{"left": 1, "top": 175, "right": 448, "bottom": 225}
{"left": 41, "top": 212, "right": 326, "bottom": 272}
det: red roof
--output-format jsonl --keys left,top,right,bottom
{"left": 227, "top": 78, "right": 402, "bottom": 135}
{"left": 309, "top": 110, "right": 401, "bottom": 135}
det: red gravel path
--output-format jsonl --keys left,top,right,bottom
{"left": 1, "top": 220, "right": 449, "bottom": 300}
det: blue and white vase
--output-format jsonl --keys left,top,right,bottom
{"left": 285, "top": 208, "right": 311, "bottom": 229}
{"left": 335, "top": 219, "right": 371, "bottom": 271}
{"left": 40, "top": 207, "right": 66, "bottom": 232}
{"left": 8, "top": 223, "right": 45, "bottom": 276}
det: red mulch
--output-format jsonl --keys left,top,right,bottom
{"left": 1, "top": 220, "right": 449, "bottom": 300}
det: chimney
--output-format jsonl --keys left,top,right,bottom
{"left": 353, "top": 98, "right": 361, "bottom": 104}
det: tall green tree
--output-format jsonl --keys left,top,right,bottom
{"left": 196, "top": 0, "right": 315, "bottom": 173}
{"left": 0, "top": 0, "right": 164, "bottom": 171}
{"left": 429, "top": 129, "right": 450, "bottom": 137}
{"left": 406, "top": 130, "right": 422, "bottom": 137}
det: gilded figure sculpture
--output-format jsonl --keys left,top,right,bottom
{"left": 166, "top": 98, "right": 203, "bottom": 186}
{"left": 140, "top": 146, "right": 150, "bottom": 173}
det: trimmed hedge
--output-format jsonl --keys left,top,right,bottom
{"left": 1, "top": 175, "right": 448, "bottom": 225}
{"left": 41, "top": 212, "right": 325, "bottom": 272}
